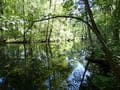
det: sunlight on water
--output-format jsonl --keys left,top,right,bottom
{"left": 66, "top": 51, "right": 90, "bottom": 90}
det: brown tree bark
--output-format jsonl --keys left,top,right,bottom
{"left": 84, "top": 0, "right": 120, "bottom": 83}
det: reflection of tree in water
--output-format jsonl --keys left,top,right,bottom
{"left": 44, "top": 43, "right": 71, "bottom": 90}
{"left": 0, "top": 43, "right": 71, "bottom": 89}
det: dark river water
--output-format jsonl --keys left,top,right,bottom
{"left": 0, "top": 41, "right": 91, "bottom": 90}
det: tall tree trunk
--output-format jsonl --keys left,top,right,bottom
{"left": 85, "top": 5, "right": 93, "bottom": 48}
{"left": 112, "top": 0, "right": 120, "bottom": 42}
{"left": 23, "top": 0, "right": 26, "bottom": 43}
{"left": 47, "top": 0, "right": 56, "bottom": 42}
{"left": 46, "top": 21, "right": 50, "bottom": 42}
{"left": 84, "top": 0, "right": 111, "bottom": 60}
{"left": 45, "top": 0, "right": 52, "bottom": 43}
{"left": 84, "top": 0, "right": 120, "bottom": 83}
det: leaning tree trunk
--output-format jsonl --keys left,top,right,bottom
{"left": 84, "top": 0, "right": 120, "bottom": 83}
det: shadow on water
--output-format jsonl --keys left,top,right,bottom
{"left": 0, "top": 42, "right": 93, "bottom": 90}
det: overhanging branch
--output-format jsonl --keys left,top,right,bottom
{"left": 33, "top": 15, "right": 93, "bottom": 29}
{"left": 25, "top": 15, "right": 93, "bottom": 35}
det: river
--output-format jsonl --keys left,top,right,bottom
{"left": 0, "top": 41, "right": 91, "bottom": 90}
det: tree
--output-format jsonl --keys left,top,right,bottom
{"left": 84, "top": 0, "right": 120, "bottom": 84}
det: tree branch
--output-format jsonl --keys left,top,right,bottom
{"left": 25, "top": 15, "right": 93, "bottom": 36}
{"left": 33, "top": 15, "right": 93, "bottom": 29}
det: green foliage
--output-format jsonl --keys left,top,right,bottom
{"left": 0, "top": 0, "right": 120, "bottom": 89}
{"left": 92, "top": 75, "right": 118, "bottom": 90}
{"left": 63, "top": 0, "right": 74, "bottom": 12}
{"left": 51, "top": 56, "right": 68, "bottom": 71}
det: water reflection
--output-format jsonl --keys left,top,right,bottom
{"left": 0, "top": 42, "right": 89, "bottom": 90}
{"left": 66, "top": 56, "right": 90, "bottom": 90}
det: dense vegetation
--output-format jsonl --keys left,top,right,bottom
{"left": 0, "top": 0, "right": 120, "bottom": 89}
